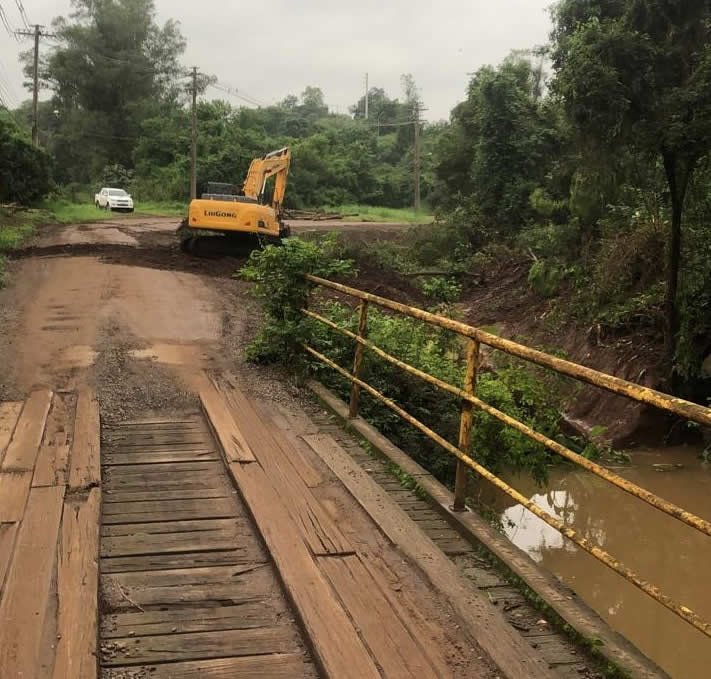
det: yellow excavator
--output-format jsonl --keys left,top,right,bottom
{"left": 179, "top": 147, "right": 291, "bottom": 254}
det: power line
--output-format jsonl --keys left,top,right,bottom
{"left": 0, "top": 3, "right": 20, "bottom": 41}
{"left": 14, "top": 0, "right": 29, "bottom": 28}
{"left": 209, "top": 81, "right": 265, "bottom": 108}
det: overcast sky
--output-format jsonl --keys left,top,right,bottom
{"left": 0, "top": 0, "right": 553, "bottom": 121}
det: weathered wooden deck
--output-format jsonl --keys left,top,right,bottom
{"left": 0, "top": 376, "right": 558, "bottom": 679}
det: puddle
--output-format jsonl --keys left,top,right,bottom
{"left": 129, "top": 344, "right": 206, "bottom": 367}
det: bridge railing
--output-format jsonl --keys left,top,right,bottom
{"left": 301, "top": 273, "right": 711, "bottom": 640}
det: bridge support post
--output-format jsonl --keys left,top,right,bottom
{"left": 453, "top": 339, "right": 480, "bottom": 512}
{"left": 349, "top": 301, "right": 370, "bottom": 418}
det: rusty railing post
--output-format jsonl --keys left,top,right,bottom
{"left": 453, "top": 339, "right": 480, "bottom": 511}
{"left": 349, "top": 301, "right": 369, "bottom": 418}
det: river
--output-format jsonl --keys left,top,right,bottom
{"left": 488, "top": 444, "right": 711, "bottom": 679}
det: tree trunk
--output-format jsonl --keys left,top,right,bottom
{"left": 661, "top": 152, "right": 692, "bottom": 373}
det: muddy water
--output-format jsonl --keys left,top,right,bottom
{"left": 489, "top": 445, "right": 711, "bottom": 679}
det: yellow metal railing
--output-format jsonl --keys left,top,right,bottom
{"left": 302, "top": 273, "right": 711, "bottom": 639}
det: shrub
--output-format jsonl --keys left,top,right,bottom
{"left": 240, "top": 235, "right": 356, "bottom": 365}
{"left": 421, "top": 276, "right": 462, "bottom": 304}
{"left": 527, "top": 260, "right": 569, "bottom": 298}
{"left": 308, "top": 301, "right": 567, "bottom": 484}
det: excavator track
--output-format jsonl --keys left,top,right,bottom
{"left": 177, "top": 224, "right": 282, "bottom": 258}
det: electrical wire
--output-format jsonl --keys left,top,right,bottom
{"left": 0, "top": 54, "right": 21, "bottom": 107}
{"left": 14, "top": 0, "right": 30, "bottom": 29}
{"left": 0, "top": 3, "right": 20, "bottom": 41}
{"left": 209, "top": 82, "right": 264, "bottom": 108}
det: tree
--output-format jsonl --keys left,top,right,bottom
{"left": 28, "top": 0, "right": 186, "bottom": 182}
{"left": 434, "top": 55, "right": 558, "bottom": 230}
{"left": 300, "top": 86, "right": 328, "bottom": 119}
{"left": 350, "top": 87, "right": 403, "bottom": 126}
{"left": 551, "top": 0, "right": 711, "bottom": 367}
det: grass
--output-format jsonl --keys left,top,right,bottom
{"left": 39, "top": 199, "right": 186, "bottom": 223}
{"left": 0, "top": 212, "right": 37, "bottom": 287}
{"left": 320, "top": 204, "right": 434, "bottom": 224}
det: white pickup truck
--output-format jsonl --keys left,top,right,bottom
{"left": 95, "top": 187, "right": 134, "bottom": 212}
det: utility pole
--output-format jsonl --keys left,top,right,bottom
{"left": 15, "top": 24, "right": 55, "bottom": 147}
{"left": 364, "top": 72, "right": 369, "bottom": 119}
{"left": 190, "top": 66, "right": 198, "bottom": 200}
{"left": 414, "top": 102, "right": 421, "bottom": 213}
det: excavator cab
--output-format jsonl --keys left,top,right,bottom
{"left": 179, "top": 147, "right": 291, "bottom": 255}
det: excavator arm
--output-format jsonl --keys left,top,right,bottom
{"left": 242, "top": 147, "right": 291, "bottom": 217}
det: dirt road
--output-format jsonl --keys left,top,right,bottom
{"left": 0, "top": 218, "right": 267, "bottom": 419}
{"left": 0, "top": 215, "right": 414, "bottom": 413}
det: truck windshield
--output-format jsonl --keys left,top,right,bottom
{"left": 108, "top": 189, "right": 128, "bottom": 196}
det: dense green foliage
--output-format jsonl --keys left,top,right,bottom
{"left": 240, "top": 237, "right": 356, "bottom": 365}
{"left": 241, "top": 237, "right": 568, "bottom": 486}
{"left": 552, "top": 0, "right": 711, "bottom": 365}
{"left": 0, "top": 113, "right": 51, "bottom": 204}
{"left": 416, "top": 3, "right": 711, "bottom": 398}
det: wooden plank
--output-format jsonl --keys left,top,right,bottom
{"left": 107, "top": 563, "right": 271, "bottom": 588}
{"left": 101, "top": 565, "right": 276, "bottom": 610}
{"left": 223, "top": 384, "right": 352, "bottom": 556}
{"left": 33, "top": 444, "right": 70, "bottom": 487}
{"left": 101, "top": 517, "right": 249, "bottom": 537}
{"left": 102, "top": 508, "right": 238, "bottom": 525}
{"left": 303, "top": 432, "right": 557, "bottom": 679}
{"left": 106, "top": 443, "right": 217, "bottom": 455}
{"left": 0, "top": 402, "right": 23, "bottom": 463}
{"left": 101, "top": 547, "right": 267, "bottom": 573}
{"left": 105, "top": 460, "right": 222, "bottom": 477}
{"left": 105, "top": 438, "right": 213, "bottom": 450}
{"left": 0, "top": 471, "right": 33, "bottom": 522}
{"left": 101, "top": 496, "right": 236, "bottom": 512}
{"left": 101, "top": 530, "right": 241, "bottom": 557}
{"left": 199, "top": 377, "right": 255, "bottom": 463}
{"left": 1, "top": 390, "right": 52, "bottom": 471}
{"left": 101, "top": 653, "right": 313, "bottom": 678}
{"left": 263, "top": 412, "right": 323, "bottom": 488}
{"left": 102, "top": 603, "right": 288, "bottom": 638}
{"left": 320, "top": 554, "right": 449, "bottom": 679}
{"left": 69, "top": 389, "right": 100, "bottom": 491}
{"left": 103, "top": 476, "right": 230, "bottom": 492}
{"left": 104, "top": 450, "right": 219, "bottom": 465}
{"left": 106, "top": 417, "right": 202, "bottom": 427}
{"left": 0, "top": 485, "right": 64, "bottom": 677}
{"left": 0, "top": 522, "right": 18, "bottom": 594}
{"left": 103, "top": 487, "right": 234, "bottom": 503}
{"left": 104, "top": 432, "right": 210, "bottom": 443}
{"left": 53, "top": 488, "right": 101, "bottom": 679}
{"left": 227, "top": 460, "right": 381, "bottom": 679}
{"left": 102, "top": 626, "right": 301, "bottom": 666}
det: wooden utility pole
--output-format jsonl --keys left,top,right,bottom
{"left": 190, "top": 66, "right": 198, "bottom": 200}
{"left": 364, "top": 72, "right": 369, "bottom": 119}
{"left": 31, "top": 25, "right": 39, "bottom": 146}
{"left": 15, "top": 24, "right": 55, "bottom": 147}
{"left": 414, "top": 102, "right": 421, "bottom": 213}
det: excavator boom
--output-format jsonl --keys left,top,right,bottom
{"left": 242, "top": 147, "right": 291, "bottom": 217}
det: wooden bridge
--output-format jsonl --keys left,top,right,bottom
{"left": 1, "top": 277, "right": 710, "bottom": 679}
